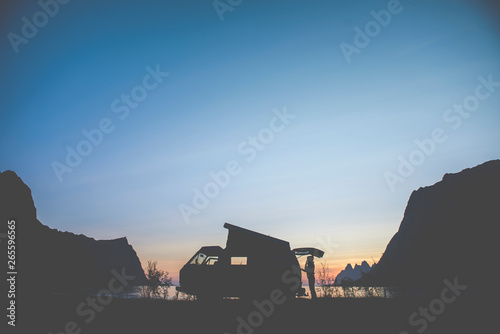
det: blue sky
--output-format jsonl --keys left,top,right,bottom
{"left": 1, "top": 0, "right": 499, "bottom": 280}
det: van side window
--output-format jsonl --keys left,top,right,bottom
{"left": 231, "top": 257, "right": 247, "bottom": 265}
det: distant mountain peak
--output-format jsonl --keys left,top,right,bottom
{"left": 335, "top": 261, "right": 372, "bottom": 285}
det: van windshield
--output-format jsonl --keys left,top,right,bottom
{"left": 189, "top": 253, "right": 219, "bottom": 265}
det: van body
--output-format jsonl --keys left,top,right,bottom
{"left": 176, "top": 223, "right": 323, "bottom": 300}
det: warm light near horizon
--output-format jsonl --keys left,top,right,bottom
{"left": 150, "top": 251, "right": 379, "bottom": 284}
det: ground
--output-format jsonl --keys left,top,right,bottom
{"left": 15, "top": 294, "right": 492, "bottom": 334}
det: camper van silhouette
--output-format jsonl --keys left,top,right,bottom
{"left": 177, "top": 223, "right": 324, "bottom": 300}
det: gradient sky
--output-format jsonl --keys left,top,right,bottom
{"left": 1, "top": 0, "right": 499, "bottom": 283}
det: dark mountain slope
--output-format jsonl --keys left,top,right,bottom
{"left": 0, "top": 170, "right": 146, "bottom": 300}
{"left": 360, "top": 160, "right": 500, "bottom": 296}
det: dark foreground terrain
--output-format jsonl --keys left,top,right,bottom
{"left": 11, "top": 293, "right": 493, "bottom": 334}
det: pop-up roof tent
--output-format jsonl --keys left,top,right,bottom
{"left": 223, "top": 223, "right": 296, "bottom": 266}
{"left": 224, "top": 223, "right": 289, "bottom": 252}
{"left": 223, "top": 223, "right": 323, "bottom": 268}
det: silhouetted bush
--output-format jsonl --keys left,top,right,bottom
{"left": 139, "top": 261, "right": 172, "bottom": 299}
{"left": 318, "top": 262, "right": 337, "bottom": 298}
